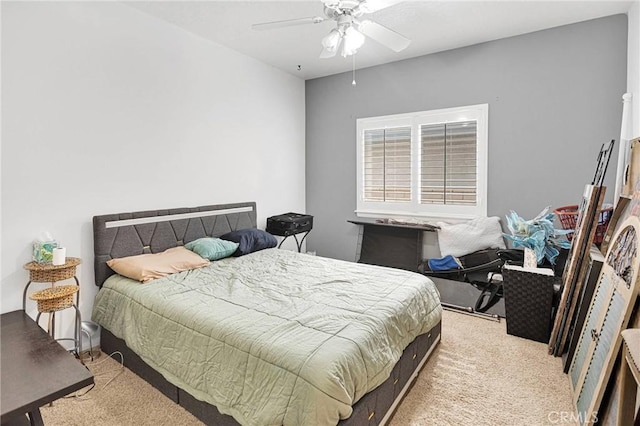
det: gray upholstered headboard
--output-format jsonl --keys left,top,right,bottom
{"left": 93, "top": 202, "right": 257, "bottom": 287}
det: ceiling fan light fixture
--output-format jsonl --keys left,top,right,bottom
{"left": 253, "top": 0, "right": 411, "bottom": 60}
{"left": 322, "top": 28, "right": 342, "bottom": 52}
{"left": 342, "top": 26, "right": 365, "bottom": 57}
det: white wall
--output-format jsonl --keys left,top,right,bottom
{"left": 629, "top": 1, "right": 640, "bottom": 138}
{"left": 1, "top": 2, "right": 305, "bottom": 344}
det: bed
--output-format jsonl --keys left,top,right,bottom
{"left": 91, "top": 202, "right": 442, "bottom": 425}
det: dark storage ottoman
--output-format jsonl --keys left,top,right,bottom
{"left": 266, "top": 213, "right": 313, "bottom": 237}
{"left": 502, "top": 265, "right": 558, "bottom": 343}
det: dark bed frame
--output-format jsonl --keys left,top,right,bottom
{"left": 93, "top": 202, "right": 442, "bottom": 425}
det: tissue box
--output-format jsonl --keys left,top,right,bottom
{"left": 32, "top": 241, "right": 58, "bottom": 264}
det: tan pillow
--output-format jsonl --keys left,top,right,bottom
{"left": 107, "top": 246, "right": 209, "bottom": 283}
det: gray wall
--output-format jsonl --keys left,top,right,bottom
{"left": 305, "top": 15, "right": 628, "bottom": 262}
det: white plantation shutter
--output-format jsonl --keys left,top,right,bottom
{"left": 356, "top": 104, "right": 487, "bottom": 219}
{"left": 363, "top": 127, "right": 411, "bottom": 202}
{"left": 420, "top": 121, "right": 477, "bottom": 205}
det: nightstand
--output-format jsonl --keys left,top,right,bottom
{"left": 23, "top": 258, "right": 82, "bottom": 356}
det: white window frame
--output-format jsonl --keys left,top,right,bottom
{"left": 356, "top": 104, "right": 489, "bottom": 221}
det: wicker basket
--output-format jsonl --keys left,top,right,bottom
{"left": 29, "top": 285, "right": 78, "bottom": 313}
{"left": 502, "top": 266, "right": 558, "bottom": 343}
{"left": 554, "top": 205, "right": 613, "bottom": 245}
{"left": 24, "top": 257, "right": 81, "bottom": 282}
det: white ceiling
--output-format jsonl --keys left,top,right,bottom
{"left": 126, "top": 0, "right": 633, "bottom": 80}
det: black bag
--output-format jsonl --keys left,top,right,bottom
{"left": 465, "top": 249, "right": 526, "bottom": 312}
{"left": 420, "top": 248, "right": 525, "bottom": 313}
{"left": 460, "top": 249, "right": 503, "bottom": 282}
{"left": 266, "top": 213, "right": 313, "bottom": 236}
{"left": 419, "top": 249, "right": 505, "bottom": 281}
{"left": 473, "top": 281, "right": 503, "bottom": 313}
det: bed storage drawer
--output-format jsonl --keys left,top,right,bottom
{"left": 266, "top": 213, "right": 313, "bottom": 236}
{"left": 101, "top": 328, "right": 179, "bottom": 403}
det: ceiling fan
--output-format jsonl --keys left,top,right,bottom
{"left": 252, "top": 0, "right": 411, "bottom": 58}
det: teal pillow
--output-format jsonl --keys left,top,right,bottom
{"left": 184, "top": 238, "right": 239, "bottom": 261}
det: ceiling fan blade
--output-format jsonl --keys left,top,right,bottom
{"left": 252, "top": 16, "right": 325, "bottom": 31}
{"left": 357, "top": 19, "right": 410, "bottom": 52}
{"left": 356, "top": 0, "right": 402, "bottom": 14}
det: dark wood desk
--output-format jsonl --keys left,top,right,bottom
{"left": 348, "top": 219, "right": 437, "bottom": 271}
{"left": 1, "top": 310, "right": 93, "bottom": 425}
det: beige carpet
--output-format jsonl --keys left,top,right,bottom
{"left": 389, "top": 310, "right": 574, "bottom": 425}
{"left": 41, "top": 310, "right": 574, "bottom": 425}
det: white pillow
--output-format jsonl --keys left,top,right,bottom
{"left": 436, "top": 216, "right": 506, "bottom": 257}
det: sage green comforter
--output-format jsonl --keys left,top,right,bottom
{"left": 92, "top": 249, "right": 441, "bottom": 426}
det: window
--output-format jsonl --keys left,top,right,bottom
{"left": 356, "top": 104, "right": 488, "bottom": 220}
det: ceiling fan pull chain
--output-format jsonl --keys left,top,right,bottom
{"left": 352, "top": 54, "right": 357, "bottom": 86}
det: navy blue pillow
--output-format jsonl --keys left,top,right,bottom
{"left": 220, "top": 228, "right": 277, "bottom": 256}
